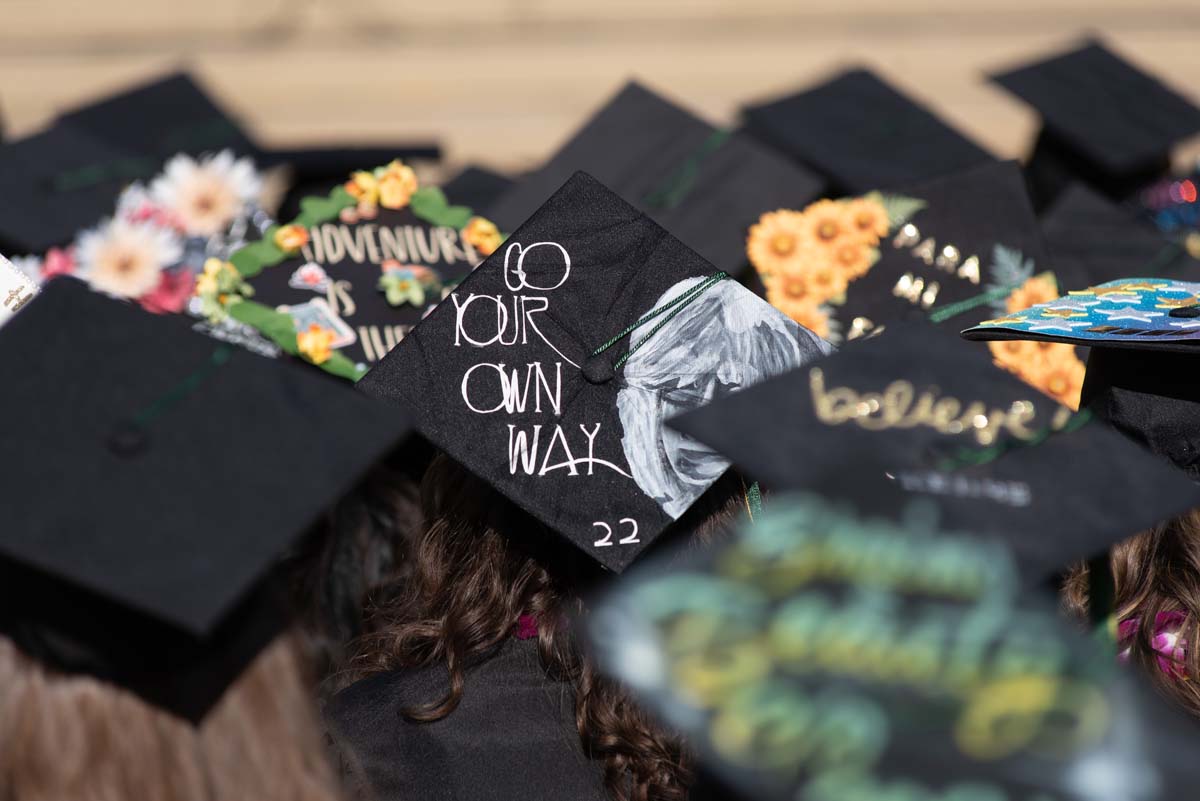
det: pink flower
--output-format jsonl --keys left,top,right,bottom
{"left": 138, "top": 269, "right": 196, "bottom": 314}
{"left": 42, "top": 247, "right": 76, "bottom": 278}
{"left": 1118, "top": 610, "right": 1189, "bottom": 680}
{"left": 515, "top": 614, "right": 539, "bottom": 640}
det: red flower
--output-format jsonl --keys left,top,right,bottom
{"left": 139, "top": 269, "right": 196, "bottom": 314}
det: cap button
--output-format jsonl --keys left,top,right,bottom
{"left": 581, "top": 355, "right": 615, "bottom": 385}
{"left": 107, "top": 421, "right": 149, "bottom": 458}
{"left": 1170, "top": 305, "right": 1200, "bottom": 318}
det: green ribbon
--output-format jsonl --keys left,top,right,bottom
{"left": 643, "top": 129, "right": 732, "bottom": 211}
{"left": 591, "top": 272, "right": 729, "bottom": 370}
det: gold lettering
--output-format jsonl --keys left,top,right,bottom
{"left": 808, "top": 368, "right": 1041, "bottom": 445}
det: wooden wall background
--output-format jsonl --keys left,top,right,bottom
{"left": 3, "top": 1, "right": 1200, "bottom": 172}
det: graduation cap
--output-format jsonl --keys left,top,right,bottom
{"left": 587, "top": 493, "right": 1200, "bottom": 801}
{"left": 55, "top": 71, "right": 259, "bottom": 163}
{"left": 742, "top": 68, "right": 994, "bottom": 196}
{"left": 669, "top": 320, "right": 1200, "bottom": 582}
{"left": 749, "top": 160, "right": 1048, "bottom": 344}
{"left": 445, "top": 165, "right": 515, "bottom": 216}
{"left": 487, "top": 81, "right": 824, "bottom": 275}
{"left": 1041, "top": 183, "right": 1198, "bottom": 288}
{"left": 0, "top": 125, "right": 141, "bottom": 253}
{"left": 990, "top": 39, "right": 1200, "bottom": 207}
{"left": 359, "top": 171, "right": 831, "bottom": 572}
{"left": 0, "top": 277, "right": 410, "bottom": 720}
{"left": 223, "top": 161, "right": 498, "bottom": 372}
{"left": 963, "top": 277, "right": 1200, "bottom": 483}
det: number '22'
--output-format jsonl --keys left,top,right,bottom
{"left": 593, "top": 519, "right": 639, "bottom": 547}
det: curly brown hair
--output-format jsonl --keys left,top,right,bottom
{"left": 1062, "top": 509, "right": 1200, "bottom": 716}
{"left": 344, "top": 451, "right": 749, "bottom": 801}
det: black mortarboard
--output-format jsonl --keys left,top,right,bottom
{"left": 445, "top": 165, "right": 515, "bottom": 216}
{"left": 749, "top": 160, "right": 1047, "bottom": 344}
{"left": 0, "top": 277, "right": 410, "bottom": 720}
{"left": 487, "top": 81, "right": 824, "bottom": 275}
{"left": 0, "top": 125, "right": 139, "bottom": 253}
{"left": 742, "top": 68, "right": 994, "bottom": 195}
{"left": 990, "top": 39, "right": 1200, "bottom": 207}
{"left": 587, "top": 494, "right": 1200, "bottom": 801}
{"left": 963, "top": 277, "right": 1200, "bottom": 482}
{"left": 359, "top": 171, "right": 831, "bottom": 572}
{"left": 1041, "top": 183, "right": 1199, "bottom": 288}
{"left": 670, "top": 321, "right": 1200, "bottom": 582}
{"left": 55, "top": 71, "right": 259, "bottom": 162}
{"left": 223, "top": 161, "right": 498, "bottom": 372}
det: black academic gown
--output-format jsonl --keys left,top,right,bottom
{"left": 326, "top": 638, "right": 609, "bottom": 801}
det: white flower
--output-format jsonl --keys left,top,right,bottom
{"left": 76, "top": 218, "right": 183, "bottom": 299}
{"left": 150, "top": 150, "right": 261, "bottom": 237}
{"left": 9, "top": 255, "right": 43, "bottom": 283}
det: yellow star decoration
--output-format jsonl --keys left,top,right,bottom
{"left": 1040, "top": 308, "right": 1088, "bottom": 319}
{"left": 1154, "top": 294, "right": 1199, "bottom": 310}
{"left": 1105, "top": 280, "right": 1169, "bottom": 292}
{"left": 980, "top": 314, "right": 1027, "bottom": 326}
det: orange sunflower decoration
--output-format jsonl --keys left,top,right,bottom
{"left": 747, "top": 194, "right": 897, "bottom": 337}
{"left": 987, "top": 275, "right": 1088, "bottom": 410}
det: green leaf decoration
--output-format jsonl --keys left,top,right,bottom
{"left": 410, "top": 186, "right": 473, "bottom": 229}
{"left": 324, "top": 351, "right": 368, "bottom": 381}
{"left": 871, "top": 192, "right": 926, "bottom": 228}
{"left": 294, "top": 186, "right": 356, "bottom": 229}
{"left": 229, "top": 234, "right": 287, "bottom": 279}
{"left": 227, "top": 300, "right": 299, "bottom": 354}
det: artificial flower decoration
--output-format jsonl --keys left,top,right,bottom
{"left": 296, "top": 323, "right": 335, "bottom": 365}
{"left": 344, "top": 170, "right": 380, "bottom": 206}
{"left": 747, "top": 193, "right": 919, "bottom": 335}
{"left": 986, "top": 274, "right": 1088, "bottom": 410}
{"left": 139, "top": 269, "right": 196, "bottom": 315}
{"left": 378, "top": 261, "right": 440, "bottom": 308}
{"left": 1119, "top": 611, "right": 1189, "bottom": 680}
{"left": 462, "top": 216, "right": 503, "bottom": 257}
{"left": 76, "top": 218, "right": 184, "bottom": 300}
{"left": 194, "top": 257, "right": 254, "bottom": 323}
{"left": 378, "top": 160, "right": 419, "bottom": 210}
{"left": 150, "top": 150, "right": 261, "bottom": 238}
{"left": 273, "top": 224, "right": 310, "bottom": 254}
{"left": 41, "top": 248, "right": 77, "bottom": 279}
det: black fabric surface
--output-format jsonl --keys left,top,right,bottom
{"left": 0, "top": 125, "right": 139, "bottom": 253}
{"left": 360, "top": 172, "right": 829, "bottom": 572}
{"left": 0, "top": 278, "right": 410, "bottom": 715}
{"left": 326, "top": 638, "right": 608, "bottom": 801}
{"left": 670, "top": 321, "right": 1200, "bottom": 583}
{"left": 1040, "top": 184, "right": 1197, "bottom": 289}
{"left": 444, "top": 165, "right": 515, "bottom": 216}
{"left": 55, "top": 71, "right": 260, "bottom": 161}
{"left": 991, "top": 40, "right": 1200, "bottom": 176}
{"left": 742, "top": 68, "right": 994, "bottom": 195}
{"left": 486, "top": 82, "right": 824, "bottom": 276}
{"left": 1082, "top": 346, "right": 1200, "bottom": 481}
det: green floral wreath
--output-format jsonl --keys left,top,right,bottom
{"left": 211, "top": 165, "right": 496, "bottom": 381}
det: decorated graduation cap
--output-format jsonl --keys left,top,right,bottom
{"left": 670, "top": 321, "right": 1200, "bottom": 582}
{"left": 208, "top": 161, "right": 502, "bottom": 377}
{"left": 742, "top": 68, "right": 994, "bottom": 195}
{"left": 360, "top": 171, "right": 831, "bottom": 572}
{"left": 1042, "top": 184, "right": 1199, "bottom": 287}
{"left": 990, "top": 39, "right": 1200, "bottom": 207}
{"left": 55, "top": 71, "right": 259, "bottom": 162}
{"left": 487, "top": 81, "right": 823, "bottom": 275}
{"left": 964, "top": 277, "right": 1200, "bottom": 482}
{"left": 0, "top": 278, "right": 409, "bottom": 720}
{"left": 587, "top": 493, "right": 1200, "bottom": 801}
{"left": 444, "top": 165, "right": 514, "bottom": 215}
{"left": 747, "top": 159, "right": 1049, "bottom": 345}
